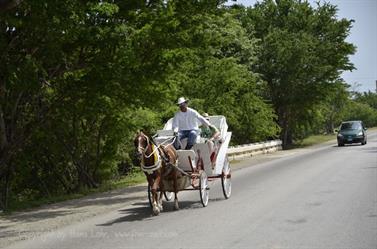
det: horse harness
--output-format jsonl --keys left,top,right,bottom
{"left": 138, "top": 134, "right": 174, "bottom": 175}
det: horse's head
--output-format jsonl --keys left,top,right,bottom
{"left": 133, "top": 131, "right": 161, "bottom": 173}
{"left": 133, "top": 131, "right": 149, "bottom": 162}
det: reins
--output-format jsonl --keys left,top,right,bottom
{"left": 139, "top": 133, "right": 176, "bottom": 159}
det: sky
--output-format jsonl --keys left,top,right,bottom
{"left": 226, "top": 0, "right": 377, "bottom": 93}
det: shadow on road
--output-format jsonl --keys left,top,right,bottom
{"left": 96, "top": 203, "right": 152, "bottom": 225}
{"left": 332, "top": 144, "right": 364, "bottom": 147}
{"left": 96, "top": 198, "right": 213, "bottom": 226}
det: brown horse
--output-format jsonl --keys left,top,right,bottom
{"left": 134, "top": 131, "right": 180, "bottom": 215}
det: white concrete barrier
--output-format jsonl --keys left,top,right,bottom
{"left": 227, "top": 140, "right": 282, "bottom": 160}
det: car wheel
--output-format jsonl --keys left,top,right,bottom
{"left": 338, "top": 143, "right": 344, "bottom": 147}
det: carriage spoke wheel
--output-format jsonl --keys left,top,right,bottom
{"left": 221, "top": 156, "right": 231, "bottom": 199}
{"left": 164, "top": 191, "right": 173, "bottom": 201}
{"left": 221, "top": 169, "right": 232, "bottom": 199}
{"left": 199, "top": 171, "right": 209, "bottom": 207}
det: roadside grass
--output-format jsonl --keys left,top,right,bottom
{"left": 295, "top": 133, "right": 336, "bottom": 148}
{"left": 283, "top": 134, "right": 335, "bottom": 150}
{"left": 3, "top": 169, "right": 146, "bottom": 215}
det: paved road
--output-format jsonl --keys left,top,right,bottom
{"left": 5, "top": 132, "right": 377, "bottom": 249}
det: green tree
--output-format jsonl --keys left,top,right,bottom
{"left": 238, "top": 0, "right": 355, "bottom": 147}
{"left": 341, "top": 101, "right": 377, "bottom": 128}
{"left": 162, "top": 8, "right": 279, "bottom": 143}
{"left": 339, "top": 90, "right": 377, "bottom": 128}
{"left": 320, "top": 82, "right": 350, "bottom": 133}
{"left": 0, "top": 0, "right": 174, "bottom": 209}
{"left": 354, "top": 91, "right": 377, "bottom": 110}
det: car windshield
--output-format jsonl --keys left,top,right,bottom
{"left": 340, "top": 122, "right": 361, "bottom": 130}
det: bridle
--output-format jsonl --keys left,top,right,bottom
{"left": 135, "top": 132, "right": 178, "bottom": 174}
{"left": 136, "top": 133, "right": 149, "bottom": 154}
{"left": 135, "top": 133, "right": 162, "bottom": 174}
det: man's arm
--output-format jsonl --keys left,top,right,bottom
{"left": 196, "top": 112, "right": 210, "bottom": 127}
{"left": 209, "top": 125, "right": 220, "bottom": 141}
{"left": 172, "top": 114, "right": 178, "bottom": 132}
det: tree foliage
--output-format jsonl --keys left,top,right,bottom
{"left": 346, "top": 91, "right": 377, "bottom": 127}
{"left": 238, "top": 0, "right": 356, "bottom": 147}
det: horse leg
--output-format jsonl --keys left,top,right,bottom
{"left": 158, "top": 179, "right": 164, "bottom": 211}
{"left": 173, "top": 169, "right": 179, "bottom": 210}
{"left": 146, "top": 173, "right": 160, "bottom": 216}
{"left": 151, "top": 175, "right": 161, "bottom": 215}
{"left": 151, "top": 189, "right": 160, "bottom": 215}
{"left": 158, "top": 192, "right": 164, "bottom": 211}
{"left": 174, "top": 193, "right": 179, "bottom": 210}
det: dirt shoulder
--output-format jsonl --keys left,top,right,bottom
{"left": 0, "top": 184, "right": 148, "bottom": 248}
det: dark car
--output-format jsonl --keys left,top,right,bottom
{"left": 336, "top": 120, "right": 367, "bottom": 146}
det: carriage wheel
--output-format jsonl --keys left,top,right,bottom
{"left": 221, "top": 157, "right": 231, "bottom": 199}
{"left": 199, "top": 171, "right": 209, "bottom": 207}
{"left": 164, "top": 191, "right": 173, "bottom": 201}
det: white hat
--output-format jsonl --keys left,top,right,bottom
{"left": 177, "top": 97, "right": 188, "bottom": 105}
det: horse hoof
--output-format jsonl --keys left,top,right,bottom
{"left": 174, "top": 200, "right": 179, "bottom": 210}
{"left": 153, "top": 206, "right": 160, "bottom": 216}
{"left": 158, "top": 203, "right": 163, "bottom": 211}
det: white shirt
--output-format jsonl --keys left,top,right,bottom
{"left": 172, "top": 107, "right": 210, "bottom": 131}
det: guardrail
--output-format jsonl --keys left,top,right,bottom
{"left": 227, "top": 139, "right": 282, "bottom": 160}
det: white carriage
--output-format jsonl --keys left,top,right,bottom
{"left": 152, "top": 115, "right": 232, "bottom": 207}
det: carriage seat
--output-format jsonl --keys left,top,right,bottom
{"left": 175, "top": 143, "right": 212, "bottom": 175}
{"left": 176, "top": 150, "right": 196, "bottom": 172}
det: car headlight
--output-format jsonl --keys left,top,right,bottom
{"left": 337, "top": 133, "right": 343, "bottom": 138}
{"left": 357, "top": 131, "right": 363, "bottom": 136}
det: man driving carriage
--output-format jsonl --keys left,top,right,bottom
{"left": 172, "top": 97, "right": 213, "bottom": 150}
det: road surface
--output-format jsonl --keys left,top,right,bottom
{"left": 4, "top": 132, "right": 377, "bottom": 249}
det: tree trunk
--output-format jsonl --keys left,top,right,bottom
{"left": 0, "top": 105, "right": 7, "bottom": 152}
{"left": 281, "top": 125, "right": 293, "bottom": 149}
{"left": 76, "top": 163, "right": 98, "bottom": 189}
{"left": 0, "top": 168, "right": 11, "bottom": 210}
{"left": 277, "top": 106, "right": 293, "bottom": 149}
{"left": 0, "top": 0, "right": 23, "bottom": 12}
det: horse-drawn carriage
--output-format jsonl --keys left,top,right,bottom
{"left": 134, "top": 115, "right": 231, "bottom": 215}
